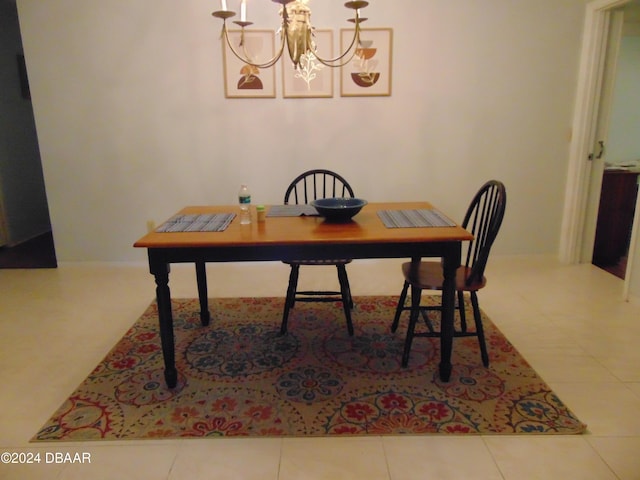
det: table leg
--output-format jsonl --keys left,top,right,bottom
{"left": 438, "top": 245, "right": 460, "bottom": 382}
{"left": 152, "top": 263, "right": 178, "bottom": 389}
{"left": 195, "top": 262, "right": 211, "bottom": 326}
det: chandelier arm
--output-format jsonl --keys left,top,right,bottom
{"left": 221, "top": 22, "right": 287, "bottom": 69}
{"left": 311, "top": 27, "right": 362, "bottom": 67}
{"left": 313, "top": 48, "right": 359, "bottom": 68}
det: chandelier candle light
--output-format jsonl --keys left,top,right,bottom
{"left": 212, "top": 0, "right": 369, "bottom": 69}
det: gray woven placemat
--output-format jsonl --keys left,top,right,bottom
{"left": 377, "top": 209, "right": 456, "bottom": 228}
{"left": 156, "top": 213, "right": 236, "bottom": 232}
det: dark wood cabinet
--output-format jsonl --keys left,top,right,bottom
{"left": 593, "top": 169, "right": 639, "bottom": 267}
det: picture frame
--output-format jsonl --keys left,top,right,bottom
{"left": 340, "top": 28, "right": 393, "bottom": 97}
{"left": 222, "top": 30, "right": 276, "bottom": 98}
{"left": 282, "top": 29, "right": 333, "bottom": 98}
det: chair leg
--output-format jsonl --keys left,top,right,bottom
{"left": 337, "top": 264, "right": 354, "bottom": 336}
{"left": 195, "top": 261, "right": 211, "bottom": 327}
{"left": 470, "top": 291, "right": 489, "bottom": 367}
{"left": 457, "top": 290, "right": 467, "bottom": 332}
{"left": 402, "top": 284, "right": 422, "bottom": 367}
{"left": 280, "top": 264, "right": 300, "bottom": 335}
{"left": 336, "top": 264, "right": 354, "bottom": 309}
{"left": 391, "top": 281, "right": 409, "bottom": 333}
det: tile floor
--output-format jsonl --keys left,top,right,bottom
{"left": 1, "top": 255, "right": 639, "bottom": 479}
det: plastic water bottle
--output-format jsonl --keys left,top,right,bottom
{"left": 238, "top": 184, "right": 251, "bottom": 224}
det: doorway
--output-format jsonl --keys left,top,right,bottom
{"left": 560, "top": 0, "right": 639, "bottom": 296}
{"left": 590, "top": 2, "right": 640, "bottom": 279}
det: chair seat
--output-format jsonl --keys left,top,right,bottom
{"left": 401, "top": 261, "right": 486, "bottom": 292}
{"left": 284, "top": 259, "right": 352, "bottom": 266}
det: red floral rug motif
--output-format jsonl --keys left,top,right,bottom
{"left": 33, "top": 296, "right": 586, "bottom": 440}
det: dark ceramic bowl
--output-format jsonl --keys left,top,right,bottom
{"left": 310, "top": 197, "right": 368, "bottom": 222}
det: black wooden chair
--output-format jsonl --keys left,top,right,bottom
{"left": 280, "top": 169, "right": 355, "bottom": 336}
{"left": 391, "top": 180, "right": 507, "bottom": 367}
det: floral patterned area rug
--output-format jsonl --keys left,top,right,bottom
{"left": 33, "top": 296, "right": 586, "bottom": 441}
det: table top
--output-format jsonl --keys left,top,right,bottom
{"left": 133, "top": 202, "right": 473, "bottom": 249}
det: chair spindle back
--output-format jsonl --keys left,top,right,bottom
{"left": 462, "top": 180, "right": 507, "bottom": 286}
{"left": 284, "top": 169, "right": 354, "bottom": 205}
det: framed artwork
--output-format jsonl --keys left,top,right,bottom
{"left": 340, "top": 28, "right": 393, "bottom": 97}
{"left": 222, "top": 30, "right": 276, "bottom": 98}
{"left": 282, "top": 29, "right": 333, "bottom": 98}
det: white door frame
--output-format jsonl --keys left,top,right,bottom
{"left": 559, "top": 0, "right": 631, "bottom": 264}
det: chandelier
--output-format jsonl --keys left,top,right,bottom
{"left": 212, "top": 0, "right": 369, "bottom": 69}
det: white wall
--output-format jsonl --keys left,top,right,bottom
{"left": 16, "top": 0, "right": 587, "bottom": 262}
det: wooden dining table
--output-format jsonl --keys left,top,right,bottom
{"left": 134, "top": 202, "right": 473, "bottom": 388}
